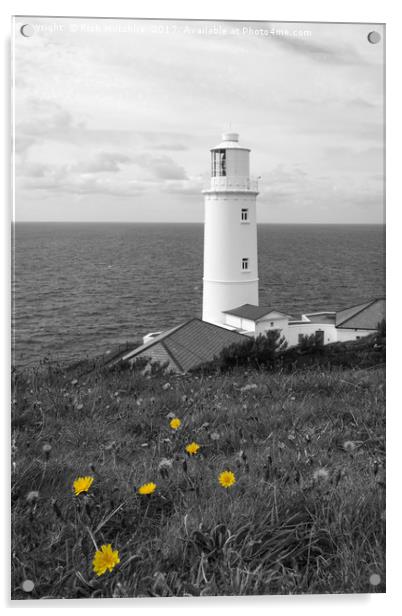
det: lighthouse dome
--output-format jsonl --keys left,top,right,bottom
{"left": 211, "top": 132, "right": 250, "bottom": 151}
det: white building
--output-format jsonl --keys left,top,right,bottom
{"left": 137, "top": 132, "right": 385, "bottom": 365}
{"left": 202, "top": 132, "right": 259, "bottom": 325}
{"left": 221, "top": 299, "right": 385, "bottom": 347}
{"left": 201, "top": 133, "right": 385, "bottom": 347}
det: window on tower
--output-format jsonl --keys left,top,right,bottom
{"left": 241, "top": 208, "right": 249, "bottom": 222}
{"left": 211, "top": 149, "right": 226, "bottom": 177}
{"left": 242, "top": 257, "right": 249, "bottom": 271}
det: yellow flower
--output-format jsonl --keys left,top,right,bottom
{"left": 73, "top": 476, "right": 94, "bottom": 496}
{"left": 92, "top": 544, "right": 120, "bottom": 576}
{"left": 218, "top": 470, "right": 236, "bottom": 489}
{"left": 185, "top": 442, "right": 200, "bottom": 455}
{"left": 138, "top": 482, "right": 157, "bottom": 495}
{"left": 170, "top": 417, "right": 181, "bottom": 430}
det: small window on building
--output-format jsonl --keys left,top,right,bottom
{"left": 211, "top": 149, "right": 226, "bottom": 177}
{"left": 298, "top": 334, "right": 305, "bottom": 345}
{"left": 241, "top": 208, "right": 249, "bottom": 222}
{"left": 242, "top": 257, "right": 249, "bottom": 271}
{"left": 270, "top": 322, "right": 274, "bottom": 327}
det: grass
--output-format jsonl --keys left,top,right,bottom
{"left": 11, "top": 353, "right": 385, "bottom": 598}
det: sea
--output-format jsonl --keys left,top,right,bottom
{"left": 12, "top": 223, "right": 385, "bottom": 368}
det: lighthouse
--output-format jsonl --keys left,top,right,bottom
{"left": 202, "top": 132, "right": 259, "bottom": 325}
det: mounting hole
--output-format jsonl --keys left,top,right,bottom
{"left": 20, "top": 24, "right": 34, "bottom": 37}
{"left": 367, "top": 31, "right": 381, "bottom": 44}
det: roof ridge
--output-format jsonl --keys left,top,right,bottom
{"left": 161, "top": 340, "right": 184, "bottom": 372}
{"left": 164, "top": 320, "right": 244, "bottom": 368}
{"left": 336, "top": 298, "right": 378, "bottom": 328}
{"left": 123, "top": 318, "right": 199, "bottom": 360}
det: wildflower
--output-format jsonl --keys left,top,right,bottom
{"left": 158, "top": 458, "right": 173, "bottom": 470}
{"left": 158, "top": 458, "right": 173, "bottom": 478}
{"left": 343, "top": 440, "right": 356, "bottom": 453}
{"left": 42, "top": 443, "right": 52, "bottom": 459}
{"left": 218, "top": 470, "right": 236, "bottom": 489}
{"left": 138, "top": 482, "right": 157, "bottom": 495}
{"left": 73, "top": 476, "right": 94, "bottom": 496}
{"left": 26, "top": 490, "right": 39, "bottom": 504}
{"left": 240, "top": 383, "right": 257, "bottom": 392}
{"left": 162, "top": 383, "right": 171, "bottom": 391}
{"left": 210, "top": 431, "right": 220, "bottom": 441}
{"left": 313, "top": 468, "right": 329, "bottom": 482}
{"left": 92, "top": 544, "right": 120, "bottom": 576}
{"left": 22, "top": 579, "right": 35, "bottom": 592}
{"left": 369, "top": 573, "right": 381, "bottom": 587}
{"left": 170, "top": 417, "right": 181, "bottom": 430}
{"left": 185, "top": 442, "right": 200, "bottom": 456}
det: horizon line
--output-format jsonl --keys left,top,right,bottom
{"left": 12, "top": 221, "right": 385, "bottom": 225}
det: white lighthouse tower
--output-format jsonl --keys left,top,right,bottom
{"left": 202, "top": 132, "right": 259, "bottom": 325}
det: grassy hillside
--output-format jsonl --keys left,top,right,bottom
{"left": 11, "top": 347, "right": 385, "bottom": 598}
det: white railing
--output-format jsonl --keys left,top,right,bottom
{"left": 203, "top": 176, "right": 259, "bottom": 192}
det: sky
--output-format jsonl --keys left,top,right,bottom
{"left": 13, "top": 18, "right": 385, "bottom": 223}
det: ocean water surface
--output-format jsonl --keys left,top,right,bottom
{"left": 12, "top": 223, "right": 385, "bottom": 367}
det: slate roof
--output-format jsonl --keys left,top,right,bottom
{"left": 122, "top": 318, "right": 246, "bottom": 373}
{"left": 223, "top": 304, "right": 291, "bottom": 321}
{"left": 336, "top": 297, "right": 385, "bottom": 330}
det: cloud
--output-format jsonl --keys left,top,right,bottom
{"left": 15, "top": 99, "right": 194, "bottom": 153}
{"left": 128, "top": 153, "right": 188, "bottom": 180}
{"left": 13, "top": 19, "right": 384, "bottom": 222}
{"left": 269, "top": 32, "right": 366, "bottom": 66}
{"left": 149, "top": 156, "right": 187, "bottom": 180}
{"left": 76, "top": 152, "right": 131, "bottom": 173}
{"left": 164, "top": 178, "right": 204, "bottom": 195}
{"left": 20, "top": 172, "right": 145, "bottom": 197}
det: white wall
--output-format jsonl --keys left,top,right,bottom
{"left": 286, "top": 322, "right": 338, "bottom": 347}
{"left": 336, "top": 328, "right": 376, "bottom": 342}
{"left": 225, "top": 314, "right": 256, "bottom": 332}
{"left": 202, "top": 191, "right": 259, "bottom": 325}
{"left": 256, "top": 316, "right": 289, "bottom": 337}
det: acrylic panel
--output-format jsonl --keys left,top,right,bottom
{"left": 11, "top": 16, "right": 385, "bottom": 599}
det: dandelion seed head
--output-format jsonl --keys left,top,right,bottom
{"left": 26, "top": 490, "right": 39, "bottom": 503}
{"left": 92, "top": 544, "right": 120, "bottom": 576}
{"left": 210, "top": 431, "right": 220, "bottom": 441}
{"left": 158, "top": 458, "right": 173, "bottom": 470}
{"left": 313, "top": 468, "right": 329, "bottom": 482}
{"left": 42, "top": 443, "right": 52, "bottom": 458}
{"left": 343, "top": 440, "right": 356, "bottom": 453}
{"left": 22, "top": 579, "right": 35, "bottom": 592}
{"left": 369, "top": 573, "right": 381, "bottom": 586}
